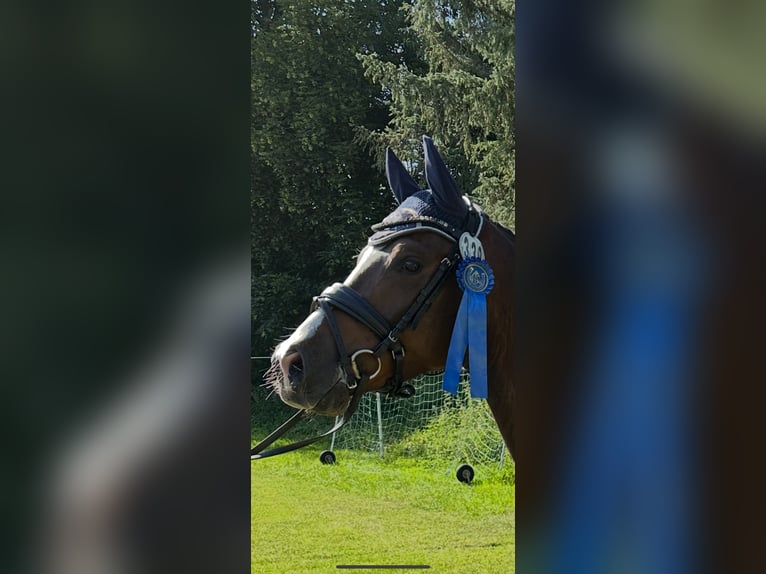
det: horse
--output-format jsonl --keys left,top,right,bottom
{"left": 266, "top": 136, "right": 515, "bottom": 457}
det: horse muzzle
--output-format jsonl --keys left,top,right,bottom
{"left": 273, "top": 344, "right": 353, "bottom": 415}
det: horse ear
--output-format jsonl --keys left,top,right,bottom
{"left": 423, "top": 136, "right": 467, "bottom": 217}
{"left": 386, "top": 148, "right": 420, "bottom": 204}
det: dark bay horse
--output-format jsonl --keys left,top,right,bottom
{"left": 267, "top": 137, "right": 515, "bottom": 456}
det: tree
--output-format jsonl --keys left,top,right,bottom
{"left": 251, "top": 0, "right": 420, "bottom": 357}
{"left": 359, "top": 0, "right": 515, "bottom": 228}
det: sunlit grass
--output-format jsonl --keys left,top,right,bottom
{"left": 251, "top": 447, "right": 514, "bottom": 573}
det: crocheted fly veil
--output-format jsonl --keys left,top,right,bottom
{"left": 369, "top": 140, "right": 477, "bottom": 246}
{"left": 369, "top": 190, "right": 475, "bottom": 245}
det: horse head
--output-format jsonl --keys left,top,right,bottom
{"left": 267, "top": 137, "right": 514, "bottom": 452}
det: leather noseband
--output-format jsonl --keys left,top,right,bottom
{"left": 312, "top": 246, "right": 461, "bottom": 399}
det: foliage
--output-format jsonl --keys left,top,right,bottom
{"left": 251, "top": 0, "right": 421, "bottom": 356}
{"left": 251, "top": 0, "right": 515, "bottom": 358}
{"left": 251, "top": 448, "right": 515, "bottom": 573}
{"left": 358, "top": 0, "right": 516, "bottom": 228}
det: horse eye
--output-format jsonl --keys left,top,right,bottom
{"left": 402, "top": 259, "right": 421, "bottom": 273}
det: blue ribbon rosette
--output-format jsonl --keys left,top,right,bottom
{"left": 443, "top": 256, "right": 495, "bottom": 399}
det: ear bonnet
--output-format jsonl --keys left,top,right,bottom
{"left": 370, "top": 137, "right": 481, "bottom": 245}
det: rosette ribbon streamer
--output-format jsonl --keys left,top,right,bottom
{"left": 443, "top": 256, "right": 495, "bottom": 398}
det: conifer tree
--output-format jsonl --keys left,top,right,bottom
{"left": 251, "top": 0, "right": 418, "bottom": 356}
{"left": 359, "top": 0, "right": 515, "bottom": 228}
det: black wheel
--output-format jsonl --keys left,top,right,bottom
{"left": 456, "top": 464, "right": 474, "bottom": 484}
{"left": 319, "top": 450, "right": 337, "bottom": 465}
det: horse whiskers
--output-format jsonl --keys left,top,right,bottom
{"left": 263, "top": 373, "right": 281, "bottom": 389}
{"left": 261, "top": 360, "right": 283, "bottom": 392}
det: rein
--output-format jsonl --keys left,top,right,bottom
{"left": 249, "top": 375, "right": 369, "bottom": 460}
{"left": 251, "top": 201, "right": 482, "bottom": 460}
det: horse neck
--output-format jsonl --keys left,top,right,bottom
{"left": 483, "top": 220, "right": 515, "bottom": 454}
{"left": 483, "top": 220, "right": 514, "bottom": 367}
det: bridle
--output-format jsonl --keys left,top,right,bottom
{"left": 251, "top": 200, "right": 483, "bottom": 459}
{"left": 313, "top": 249, "right": 461, "bottom": 400}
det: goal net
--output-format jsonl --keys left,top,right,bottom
{"left": 252, "top": 358, "right": 509, "bottom": 476}
{"left": 330, "top": 371, "right": 508, "bottom": 472}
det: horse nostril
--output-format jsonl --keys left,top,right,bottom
{"left": 289, "top": 357, "right": 303, "bottom": 383}
{"left": 280, "top": 351, "right": 304, "bottom": 386}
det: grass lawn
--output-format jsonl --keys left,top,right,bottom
{"left": 251, "top": 447, "right": 514, "bottom": 573}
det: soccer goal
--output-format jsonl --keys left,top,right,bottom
{"left": 327, "top": 371, "right": 508, "bottom": 480}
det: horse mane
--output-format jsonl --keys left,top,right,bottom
{"left": 487, "top": 213, "right": 515, "bottom": 247}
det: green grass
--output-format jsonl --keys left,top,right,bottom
{"left": 251, "top": 447, "right": 514, "bottom": 573}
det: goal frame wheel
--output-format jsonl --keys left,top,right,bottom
{"left": 319, "top": 450, "right": 337, "bottom": 464}
{"left": 456, "top": 463, "right": 475, "bottom": 484}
